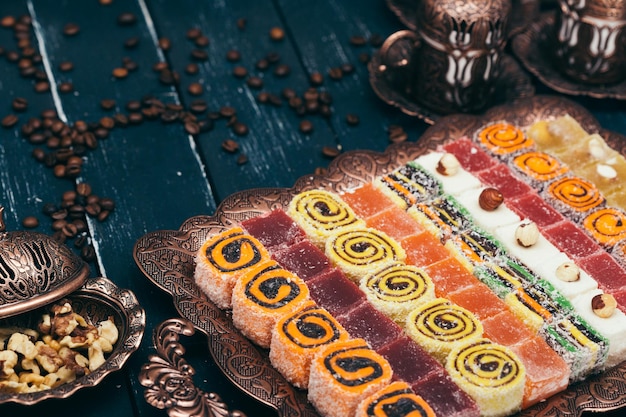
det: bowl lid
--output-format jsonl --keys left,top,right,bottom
{"left": 0, "top": 229, "right": 89, "bottom": 319}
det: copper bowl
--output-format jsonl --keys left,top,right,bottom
{"left": 0, "top": 277, "right": 145, "bottom": 405}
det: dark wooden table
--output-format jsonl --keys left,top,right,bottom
{"left": 1, "top": 1, "right": 625, "bottom": 416}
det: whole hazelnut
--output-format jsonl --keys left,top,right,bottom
{"left": 555, "top": 261, "right": 580, "bottom": 282}
{"left": 478, "top": 187, "right": 504, "bottom": 211}
{"left": 591, "top": 293, "right": 617, "bottom": 318}
{"left": 515, "top": 222, "right": 539, "bottom": 247}
{"left": 436, "top": 153, "right": 460, "bottom": 176}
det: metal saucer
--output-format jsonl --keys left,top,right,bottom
{"left": 511, "top": 12, "right": 626, "bottom": 100}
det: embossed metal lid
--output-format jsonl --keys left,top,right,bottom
{"left": 0, "top": 207, "right": 89, "bottom": 319}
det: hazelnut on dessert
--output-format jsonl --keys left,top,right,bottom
{"left": 555, "top": 261, "right": 580, "bottom": 282}
{"left": 478, "top": 187, "right": 503, "bottom": 211}
{"left": 592, "top": 293, "right": 617, "bottom": 318}
{"left": 436, "top": 153, "right": 460, "bottom": 176}
{"left": 515, "top": 222, "right": 539, "bottom": 247}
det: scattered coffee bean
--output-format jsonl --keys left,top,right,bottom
{"left": 186, "top": 27, "right": 202, "bottom": 40}
{"left": 185, "top": 63, "right": 199, "bottom": 74}
{"left": 0, "top": 15, "right": 16, "bottom": 28}
{"left": 221, "top": 138, "right": 239, "bottom": 153}
{"left": 158, "top": 37, "right": 171, "bottom": 51}
{"left": 246, "top": 76, "right": 263, "bottom": 89}
{"left": 63, "top": 23, "right": 80, "bottom": 36}
{"left": 76, "top": 182, "right": 92, "bottom": 196}
{"left": 388, "top": 125, "right": 408, "bottom": 143}
{"left": 255, "top": 58, "right": 269, "bottom": 71}
{"left": 299, "top": 119, "right": 314, "bottom": 133}
{"left": 117, "top": 12, "right": 137, "bottom": 26}
{"left": 232, "top": 121, "right": 249, "bottom": 136}
{"left": 309, "top": 72, "right": 324, "bottom": 85}
{"left": 219, "top": 106, "right": 236, "bottom": 118}
{"left": 322, "top": 145, "right": 341, "bottom": 158}
{"left": 190, "top": 49, "right": 208, "bottom": 61}
{"left": 81, "top": 244, "right": 96, "bottom": 262}
{"left": 34, "top": 81, "right": 50, "bottom": 93}
{"left": 237, "top": 153, "right": 248, "bottom": 165}
{"left": 269, "top": 26, "right": 285, "bottom": 41}
{"left": 1, "top": 114, "right": 18, "bottom": 128}
{"left": 328, "top": 67, "right": 343, "bottom": 80}
{"left": 22, "top": 216, "right": 39, "bottom": 228}
{"left": 112, "top": 67, "right": 128, "bottom": 79}
{"left": 12, "top": 97, "right": 28, "bottom": 111}
{"left": 124, "top": 36, "right": 140, "bottom": 49}
{"left": 188, "top": 82, "right": 204, "bottom": 96}
{"left": 58, "top": 82, "right": 74, "bottom": 93}
{"left": 346, "top": 113, "right": 360, "bottom": 126}
{"left": 232, "top": 66, "right": 248, "bottom": 78}
{"left": 274, "top": 63, "right": 290, "bottom": 77}
{"left": 195, "top": 35, "right": 210, "bottom": 47}
{"left": 59, "top": 61, "right": 74, "bottom": 72}
{"left": 100, "top": 98, "right": 116, "bottom": 110}
{"left": 226, "top": 49, "right": 241, "bottom": 62}
{"left": 349, "top": 35, "right": 367, "bottom": 46}
{"left": 184, "top": 121, "right": 200, "bottom": 135}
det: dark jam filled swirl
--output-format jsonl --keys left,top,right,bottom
{"left": 290, "top": 190, "right": 361, "bottom": 232}
{"left": 449, "top": 339, "right": 523, "bottom": 389}
{"left": 328, "top": 228, "right": 403, "bottom": 267}
{"left": 282, "top": 305, "right": 344, "bottom": 348}
{"left": 206, "top": 229, "right": 266, "bottom": 273}
{"left": 323, "top": 341, "right": 388, "bottom": 388}
{"left": 244, "top": 263, "right": 307, "bottom": 309}
{"left": 364, "top": 383, "right": 435, "bottom": 417}
{"left": 364, "top": 263, "right": 432, "bottom": 304}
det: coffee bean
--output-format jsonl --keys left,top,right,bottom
{"left": 255, "top": 58, "right": 269, "bottom": 71}
{"left": 12, "top": 97, "right": 28, "bottom": 112}
{"left": 184, "top": 121, "right": 200, "bottom": 135}
{"left": 341, "top": 63, "right": 354, "bottom": 74}
{"left": 76, "top": 182, "right": 92, "bottom": 196}
{"left": 58, "top": 82, "right": 73, "bottom": 93}
{"left": 185, "top": 63, "right": 199, "bottom": 74}
{"left": 32, "top": 148, "right": 45, "bottom": 162}
{"left": 81, "top": 245, "right": 96, "bottom": 262}
{"left": 100, "top": 98, "right": 116, "bottom": 110}
{"left": 74, "top": 234, "right": 87, "bottom": 248}
{"left": 232, "top": 122, "right": 249, "bottom": 136}
{"left": 157, "top": 37, "right": 171, "bottom": 51}
{"left": 273, "top": 63, "right": 290, "bottom": 77}
{"left": 388, "top": 125, "right": 408, "bottom": 143}
{"left": 188, "top": 82, "right": 204, "bottom": 96}
{"left": 128, "top": 112, "right": 143, "bottom": 124}
{"left": 117, "top": 12, "right": 137, "bottom": 26}
{"left": 257, "top": 91, "right": 270, "bottom": 103}
{"left": 122, "top": 57, "right": 138, "bottom": 71}
{"left": 269, "top": 27, "right": 285, "bottom": 41}
{"left": 349, "top": 35, "right": 367, "bottom": 46}
{"left": 1, "top": 114, "right": 18, "bottom": 128}
{"left": 226, "top": 49, "right": 241, "bottom": 62}
{"left": 0, "top": 15, "right": 16, "bottom": 28}
{"left": 190, "top": 49, "right": 208, "bottom": 61}
{"left": 63, "top": 23, "right": 80, "bottom": 36}
{"left": 328, "top": 67, "right": 343, "bottom": 80}
{"left": 158, "top": 68, "right": 179, "bottom": 85}
{"left": 22, "top": 216, "right": 39, "bottom": 228}
{"left": 62, "top": 222, "right": 78, "bottom": 238}
{"left": 299, "top": 119, "right": 313, "bottom": 133}
{"left": 232, "top": 66, "right": 248, "bottom": 78}
{"left": 34, "top": 81, "right": 50, "bottom": 93}
{"left": 59, "top": 61, "right": 74, "bottom": 72}
{"left": 97, "top": 210, "right": 111, "bottom": 222}
{"left": 186, "top": 28, "right": 202, "bottom": 39}
{"left": 309, "top": 72, "right": 324, "bottom": 85}
{"left": 112, "top": 67, "right": 128, "bottom": 78}
{"left": 322, "top": 146, "right": 341, "bottom": 158}
{"left": 99, "top": 197, "right": 115, "bottom": 211}
{"left": 189, "top": 99, "right": 208, "bottom": 113}
{"left": 124, "top": 36, "right": 139, "bottom": 48}
{"left": 99, "top": 116, "right": 115, "bottom": 129}
{"left": 221, "top": 139, "right": 239, "bottom": 153}
{"left": 346, "top": 113, "right": 360, "bottom": 126}
{"left": 219, "top": 106, "right": 236, "bottom": 118}
{"left": 85, "top": 203, "right": 101, "bottom": 217}
{"left": 237, "top": 153, "right": 248, "bottom": 165}
{"left": 195, "top": 35, "right": 210, "bottom": 47}
{"left": 246, "top": 76, "right": 263, "bottom": 89}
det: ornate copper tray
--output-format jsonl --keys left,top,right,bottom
{"left": 512, "top": 12, "right": 626, "bottom": 100}
{"left": 134, "top": 95, "right": 626, "bottom": 417}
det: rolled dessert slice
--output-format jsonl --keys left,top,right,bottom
{"left": 308, "top": 338, "right": 393, "bottom": 417}
{"left": 269, "top": 300, "right": 349, "bottom": 388}
{"left": 355, "top": 381, "right": 436, "bottom": 417}
{"left": 373, "top": 163, "right": 441, "bottom": 209}
{"left": 325, "top": 227, "right": 406, "bottom": 282}
{"left": 194, "top": 227, "right": 271, "bottom": 309}
{"left": 445, "top": 338, "right": 526, "bottom": 417}
{"left": 405, "top": 298, "right": 484, "bottom": 363}
{"left": 475, "top": 121, "right": 533, "bottom": 157}
{"left": 287, "top": 189, "right": 365, "bottom": 247}
{"left": 231, "top": 260, "right": 310, "bottom": 348}
{"left": 359, "top": 262, "right": 436, "bottom": 324}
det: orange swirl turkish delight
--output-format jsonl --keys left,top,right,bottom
{"left": 360, "top": 263, "right": 436, "bottom": 323}
{"left": 548, "top": 176, "right": 604, "bottom": 212}
{"left": 325, "top": 227, "right": 406, "bottom": 282}
{"left": 308, "top": 338, "right": 393, "bottom": 417}
{"left": 405, "top": 298, "right": 483, "bottom": 363}
{"left": 288, "top": 189, "right": 364, "bottom": 246}
{"left": 231, "top": 260, "right": 309, "bottom": 348}
{"left": 583, "top": 207, "right": 626, "bottom": 247}
{"left": 270, "top": 301, "right": 349, "bottom": 388}
{"left": 513, "top": 151, "right": 569, "bottom": 182}
{"left": 194, "top": 227, "right": 271, "bottom": 309}
{"left": 445, "top": 338, "right": 525, "bottom": 417}
{"left": 355, "top": 381, "right": 436, "bottom": 417}
{"left": 478, "top": 122, "right": 532, "bottom": 155}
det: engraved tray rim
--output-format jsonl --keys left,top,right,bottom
{"left": 133, "top": 94, "right": 626, "bottom": 417}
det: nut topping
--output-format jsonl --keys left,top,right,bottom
{"left": 591, "top": 293, "right": 617, "bottom": 318}
{"left": 515, "top": 222, "right": 539, "bottom": 247}
{"left": 596, "top": 164, "right": 617, "bottom": 179}
{"left": 478, "top": 187, "right": 503, "bottom": 211}
{"left": 436, "top": 153, "right": 460, "bottom": 176}
{"left": 556, "top": 261, "right": 580, "bottom": 282}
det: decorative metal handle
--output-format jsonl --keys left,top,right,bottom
{"left": 139, "top": 317, "right": 247, "bottom": 417}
